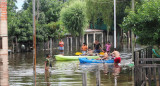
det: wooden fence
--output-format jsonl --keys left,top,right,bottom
{"left": 134, "top": 46, "right": 160, "bottom": 86}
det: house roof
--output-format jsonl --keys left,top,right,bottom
{"left": 85, "top": 29, "right": 104, "bottom": 34}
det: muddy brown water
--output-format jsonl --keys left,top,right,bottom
{"left": 1, "top": 45, "right": 134, "bottom": 86}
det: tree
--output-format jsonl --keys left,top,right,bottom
{"left": 60, "top": 0, "right": 88, "bottom": 36}
{"left": 85, "top": 0, "right": 131, "bottom": 42}
{"left": 97, "top": 0, "right": 113, "bottom": 41}
{"left": 121, "top": 0, "right": 160, "bottom": 45}
{"left": 7, "top": 0, "right": 66, "bottom": 52}
{"left": 7, "top": 0, "right": 18, "bottom": 38}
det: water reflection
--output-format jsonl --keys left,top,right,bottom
{"left": 82, "top": 72, "right": 87, "bottom": 86}
{"left": 113, "top": 64, "right": 121, "bottom": 86}
{"left": 80, "top": 63, "right": 115, "bottom": 86}
{"left": 45, "top": 69, "right": 50, "bottom": 86}
{"left": 0, "top": 55, "right": 9, "bottom": 86}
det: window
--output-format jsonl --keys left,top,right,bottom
{"left": 0, "top": 37, "right": 2, "bottom": 49}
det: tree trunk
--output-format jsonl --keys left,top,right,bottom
{"left": 15, "top": 37, "right": 19, "bottom": 53}
{"left": 12, "top": 43, "right": 14, "bottom": 53}
{"left": 107, "top": 25, "right": 110, "bottom": 42}
{"left": 120, "top": 28, "right": 123, "bottom": 43}
{"left": 50, "top": 38, "right": 52, "bottom": 56}
{"left": 107, "top": 30, "right": 109, "bottom": 42}
{"left": 76, "top": 37, "right": 77, "bottom": 51}
{"left": 48, "top": 39, "right": 50, "bottom": 50}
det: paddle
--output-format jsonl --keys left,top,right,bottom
{"left": 75, "top": 52, "right": 82, "bottom": 55}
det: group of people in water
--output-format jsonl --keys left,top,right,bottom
{"left": 81, "top": 40, "right": 121, "bottom": 64}
{"left": 44, "top": 39, "right": 121, "bottom": 81}
{"left": 45, "top": 39, "right": 121, "bottom": 71}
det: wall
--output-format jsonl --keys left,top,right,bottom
{"left": 0, "top": 0, "right": 8, "bottom": 55}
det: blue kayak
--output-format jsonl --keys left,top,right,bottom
{"left": 79, "top": 58, "right": 114, "bottom": 63}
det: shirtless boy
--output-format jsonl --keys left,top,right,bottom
{"left": 96, "top": 49, "right": 109, "bottom": 60}
{"left": 87, "top": 47, "right": 93, "bottom": 56}
{"left": 111, "top": 48, "right": 121, "bottom": 64}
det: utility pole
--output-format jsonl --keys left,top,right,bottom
{"left": 32, "top": 0, "right": 36, "bottom": 85}
{"left": 114, "top": 0, "right": 116, "bottom": 48}
{"left": 131, "top": 0, "right": 135, "bottom": 60}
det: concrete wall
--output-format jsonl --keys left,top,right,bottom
{"left": 0, "top": 0, "right": 8, "bottom": 55}
{"left": 0, "top": 55, "right": 9, "bottom": 86}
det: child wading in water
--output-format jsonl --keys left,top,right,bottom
{"left": 45, "top": 54, "right": 52, "bottom": 78}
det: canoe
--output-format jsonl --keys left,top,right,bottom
{"left": 79, "top": 58, "right": 114, "bottom": 63}
{"left": 54, "top": 55, "right": 100, "bottom": 61}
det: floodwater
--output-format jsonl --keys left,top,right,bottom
{"left": 0, "top": 44, "right": 134, "bottom": 86}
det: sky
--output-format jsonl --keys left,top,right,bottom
{"left": 15, "top": 0, "right": 25, "bottom": 11}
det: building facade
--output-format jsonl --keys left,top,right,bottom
{"left": 0, "top": 0, "right": 8, "bottom": 55}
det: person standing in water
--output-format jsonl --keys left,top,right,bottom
{"left": 45, "top": 54, "right": 52, "bottom": 71}
{"left": 45, "top": 54, "right": 51, "bottom": 85}
{"left": 111, "top": 48, "right": 121, "bottom": 65}
{"left": 105, "top": 41, "right": 111, "bottom": 54}
{"left": 59, "top": 39, "right": 64, "bottom": 55}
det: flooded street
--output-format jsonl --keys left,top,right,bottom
{"left": 1, "top": 0, "right": 157, "bottom": 85}
{"left": 1, "top": 44, "right": 134, "bottom": 86}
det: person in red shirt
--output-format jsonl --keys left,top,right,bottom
{"left": 59, "top": 39, "right": 64, "bottom": 55}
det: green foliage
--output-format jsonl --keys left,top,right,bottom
{"left": 60, "top": 0, "right": 88, "bottom": 36}
{"left": 39, "top": 0, "right": 63, "bottom": 23}
{"left": 36, "top": 0, "right": 65, "bottom": 41}
{"left": 85, "top": 0, "right": 99, "bottom": 25}
{"left": 116, "top": 0, "right": 131, "bottom": 25}
{"left": 46, "top": 21, "right": 63, "bottom": 38}
{"left": 85, "top": 0, "right": 131, "bottom": 32}
{"left": 8, "top": 0, "right": 66, "bottom": 43}
{"left": 7, "top": 0, "right": 19, "bottom": 38}
{"left": 121, "top": 0, "right": 160, "bottom": 45}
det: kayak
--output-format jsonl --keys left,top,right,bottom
{"left": 79, "top": 58, "right": 114, "bottom": 63}
{"left": 54, "top": 55, "right": 100, "bottom": 61}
